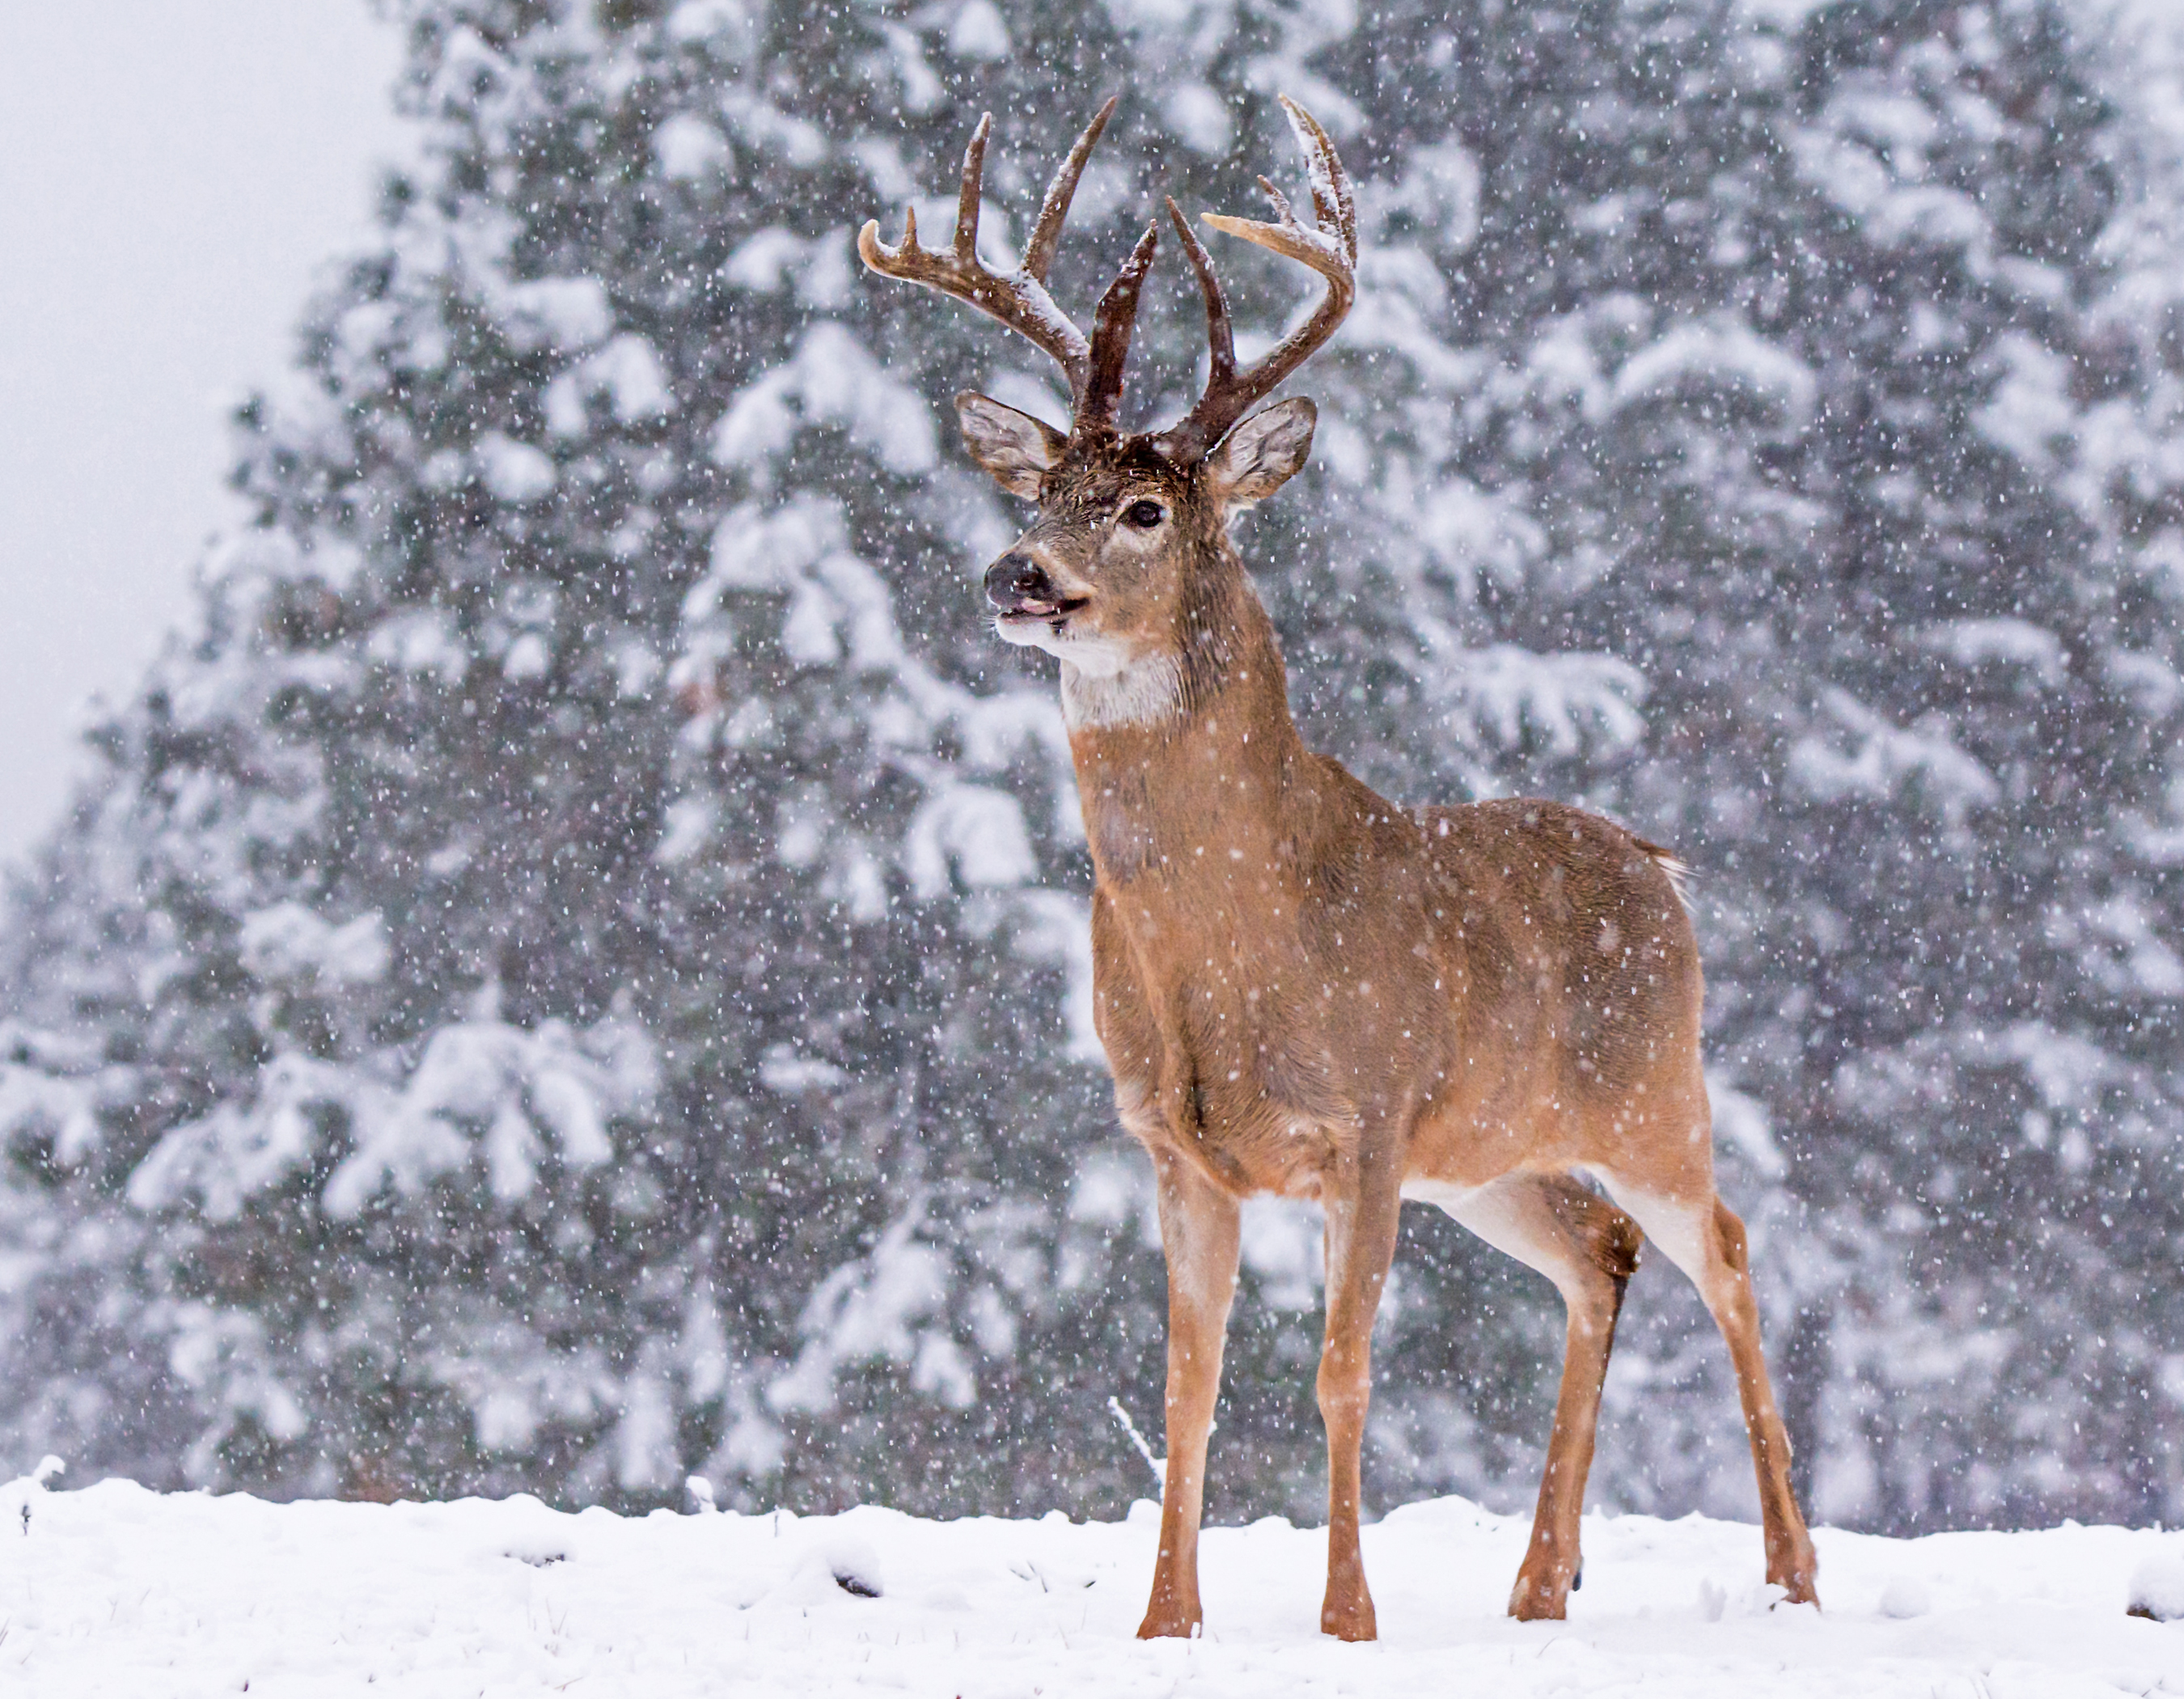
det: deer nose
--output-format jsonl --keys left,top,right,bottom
{"left": 985, "top": 553, "right": 1058, "bottom": 612}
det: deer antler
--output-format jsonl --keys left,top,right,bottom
{"left": 858, "top": 96, "right": 1156, "bottom": 435}
{"left": 1153, "top": 95, "right": 1357, "bottom": 464}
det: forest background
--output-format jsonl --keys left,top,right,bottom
{"left": 4, "top": 0, "right": 2184, "bottom": 1540}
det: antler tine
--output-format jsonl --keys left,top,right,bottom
{"left": 953, "top": 112, "right": 994, "bottom": 261}
{"left": 1165, "top": 195, "right": 1236, "bottom": 392}
{"left": 1024, "top": 95, "right": 1120, "bottom": 285}
{"left": 1153, "top": 95, "right": 1357, "bottom": 464}
{"left": 857, "top": 111, "right": 1097, "bottom": 402}
{"left": 1081, "top": 221, "right": 1162, "bottom": 431}
{"left": 1280, "top": 95, "right": 1357, "bottom": 257}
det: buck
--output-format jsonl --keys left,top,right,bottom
{"left": 860, "top": 96, "right": 1819, "bottom": 1642}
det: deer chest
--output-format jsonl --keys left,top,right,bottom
{"left": 1088, "top": 880, "right": 1391, "bottom": 1196}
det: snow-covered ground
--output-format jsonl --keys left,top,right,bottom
{"left": 3, "top": 1471, "right": 2180, "bottom": 1697}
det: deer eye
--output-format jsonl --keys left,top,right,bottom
{"left": 1122, "top": 499, "right": 1166, "bottom": 530}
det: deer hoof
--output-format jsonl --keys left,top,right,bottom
{"left": 1769, "top": 1544, "right": 1821, "bottom": 1609}
{"left": 1508, "top": 1572, "right": 1571, "bottom": 1621}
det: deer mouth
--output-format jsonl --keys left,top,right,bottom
{"left": 996, "top": 595, "right": 1089, "bottom": 629}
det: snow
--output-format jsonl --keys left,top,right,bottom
{"left": 328, "top": 1017, "right": 654, "bottom": 1209}
{"left": 666, "top": 0, "right": 747, "bottom": 44}
{"left": 239, "top": 902, "right": 390, "bottom": 987}
{"left": 1790, "top": 121, "right": 1994, "bottom": 257}
{"left": 128, "top": 1053, "right": 357, "bottom": 1220}
{"left": 1918, "top": 617, "right": 2069, "bottom": 688}
{"left": 3, "top": 1474, "right": 2181, "bottom": 1696}
{"left": 494, "top": 275, "right": 614, "bottom": 354}
{"left": 903, "top": 782, "right": 1036, "bottom": 899}
{"left": 769, "top": 1200, "right": 965, "bottom": 1413}
{"left": 717, "top": 89, "right": 829, "bottom": 169}
{"left": 1458, "top": 645, "right": 1649, "bottom": 759}
{"left": 1706, "top": 1077, "right": 1790, "bottom": 1180}
{"left": 946, "top": 0, "right": 1011, "bottom": 62}
{"left": 540, "top": 333, "right": 677, "bottom": 439}
{"left": 1976, "top": 332, "right": 2080, "bottom": 472}
{"left": 757, "top": 1044, "right": 849, "bottom": 1095}
{"left": 502, "top": 630, "right": 552, "bottom": 680}
{"left": 654, "top": 112, "right": 730, "bottom": 180}
{"left": 366, "top": 608, "right": 471, "bottom": 680}
{"left": 1000, "top": 888, "right": 1102, "bottom": 1059}
{"left": 476, "top": 430, "right": 557, "bottom": 504}
{"left": 1166, "top": 81, "right": 1233, "bottom": 156}
{"left": 1239, "top": 1195, "right": 1325, "bottom": 1309}
{"left": 723, "top": 225, "right": 811, "bottom": 293}
{"left": 127, "top": 1015, "right": 661, "bottom": 1222}
{"left": 1363, "top": 142, "right": 1482, "bottom": 254}
{"left": 1786, "top": 688, "right": 2000, "bottom": 831}
{"left": 1608, "top": 317, "right": 1818, "bottom": 433}
{"left": 0, "top": 1062, "right": 100, "bottom": 1169}
{"left": 712, "top": 322, "right": 937, "bottom": 483}
{"left": 586, "top": 332, "right": 676, "bottom": 423}
{"left": 1875, "top": 1573, "right": 1932, "bottom": 1619}
{"left": 2135, "top": 1555, "right": 2184, "bottom": 1622}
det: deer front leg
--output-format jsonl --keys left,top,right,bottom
{"left": 1137, "top": 1147, "right": 1241, "bottom": 1640}
{"left": 1317, "top": 1148, "right": 1404, "bottom": 1642}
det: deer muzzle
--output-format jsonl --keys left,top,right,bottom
{"left": 985, "top": 553, "right": 1080, "bottom": 621}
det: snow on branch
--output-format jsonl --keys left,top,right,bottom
{"left": 0, "top": 1057, "right": 108, "bottom": 1171}
{"left": 239, "top": 904, "right": 391, "bottom": 988}
{"left": 1608, "top": 316, "right": 1817, "bottom": 435}
{"left": 711, "top": 322, "right": 936, "bottom": 485}
{"left": 1786, "top": 688, "right": 2000, "bottom": 832}
{"left": 1452, "top": 645, "right": 1649, "bottom": 761}
{"left": 125, "top": 1015, "right": 658, "bottom": 1222}
{"left": 767, "top": 1196, "right": 972, "bottom": 1415}
{"left": 324, "top": 1016, "right": 658, "bottom": 1214}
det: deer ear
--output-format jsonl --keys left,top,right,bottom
{"left": 956, "top": 392, "right": 1067, "bottom": 500}
{"left": 1205, "top": 397, "right": 1317, "bottom": 511}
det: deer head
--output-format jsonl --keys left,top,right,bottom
{"left": 858, "top": 96, "right": 1356, "bottom": 725}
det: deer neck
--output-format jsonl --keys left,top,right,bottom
{"left": 1064, "top": 557, "right": 1310, "bottom": 892}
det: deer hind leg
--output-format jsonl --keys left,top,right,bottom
{"left": 1435, "top": 1172, "right": 1641, "bottom": 1621}
{"left": 1594, "top": 1179, "right": 1819, "bottom": 1607}
{"left": 1136, "top": 1146, "right": 1242, "bottom": 1640}
{"left": 1316, "top": 1152, "right": 1405, "bottom": 1642}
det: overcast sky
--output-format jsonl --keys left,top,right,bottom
{"left": 0, "top": 2, "right": 408, "bottom": 866}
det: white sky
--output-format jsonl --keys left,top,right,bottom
{"left": 0, "top": 2, "right": 408, "bottom": 866}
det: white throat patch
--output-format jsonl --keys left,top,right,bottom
{"left": 997, "top": 615, "right": 1186, "bottom": 729}
{"left": 1061, "top": 650, "right": 1185, "bottom": 730}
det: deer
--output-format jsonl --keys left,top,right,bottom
{"left": 859, "top": 95, "right": 1820, "bottom": 1642}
